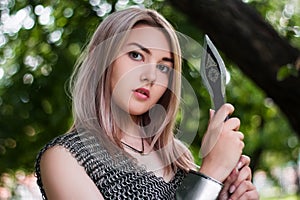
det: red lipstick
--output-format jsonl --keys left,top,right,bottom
{"left": 133, "top": 88, "right": 150, "bottom": 100}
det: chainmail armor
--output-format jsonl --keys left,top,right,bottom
{"left": 35, "top": 131, "right": 186, "bottom": 199}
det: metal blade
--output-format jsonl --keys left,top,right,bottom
{"left": 200, "top": 35, "right": 227, "bottom": 112}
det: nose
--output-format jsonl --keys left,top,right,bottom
{"left": 140, "top": 63, "right": 157, "bottom": 85}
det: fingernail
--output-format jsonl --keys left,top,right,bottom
{"left": 237, "top": 161, "right": 243, "bottom": 170}
{"left": 229, "top": 185, "right": 236, "bottom": 193}
{"left": 235, "top": 167, "right": 239, "bottom": 173}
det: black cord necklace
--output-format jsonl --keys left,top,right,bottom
{"left": 121, "top": 138, "right": 145, "bottom": 154}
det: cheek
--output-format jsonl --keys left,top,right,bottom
{"left": 111, "top": 82, "right": 132, "bottom": 113}
{"left": 153, "top": 72, "right": 171, "bottom": 98}
{"left": 156, "top": 70, "right": 170, "bottom": 83}
{"left": 110, "top": 56, "right": 128, "bottom": 88}
{"left": 153, "top": 85, "right": 168, "bottom": 100}
{"left": 110, "top": 69, "right": 136, "bottom": 111}
{"left": 110, "top": 65, "right": 128, "bottom": 92}
{"left": 111, "top": 74, "right": 131, "bottom": 102}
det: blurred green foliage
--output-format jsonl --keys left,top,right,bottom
{"left": 0, "top": 0, "right": 299, "bottom": 192}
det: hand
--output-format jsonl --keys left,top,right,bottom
{"left": 200, "top": 104, "right": 245, "bottom": 182}
{"left": 218, "top": 155, "right": 259, "bottom": 200}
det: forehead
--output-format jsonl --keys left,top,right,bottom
{"left": 124, "top": 25, "right": 171, "bottom": 52}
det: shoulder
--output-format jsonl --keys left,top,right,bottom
{"left": 35, "top": 132, "right": 81, "bottom": 171}
{"left": 35, "top": 131, "right": 106, "bottom": 199}
{"left": 36, "top": 131, "right": 98, "bottom": 168}
{"left": 39, "top": 142, "right": 104, "bottom": 199}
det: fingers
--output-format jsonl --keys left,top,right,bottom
{"left": 224, "top": 117, "right": 241, "bottom": 132}
{"left": 229, "top": 156, "right": 252, "bottom": 194}
{"left": 226, "top": 155, "right": 254, "bottom": 200}
{"left": 220, "top": 169, "right": 239, "bottom": 198}
{"left": 210, "top": 104, "right": 241, "bottom": 135}
{"left": 229, "top": 181, "right": 259, "bottom": 200}
{"left": 212, "top": 103, "right": 234, "bottom": 124}
{"left": 229, "top": 165, "right": 252, "bottom": 194}
{"left": 236, "top": 155, "right": 252, "bottom": 181}
{"left": 237, "top": 155, "right": 250, "bottom": 170}
{"left": 208, "top": 104, "right": 239, "bottom": 136}
{"left": 238, "top": 190, "right": 260, "bottom": 200}
{"left": 200, "top": 104, "right": 245, "bottom": 181}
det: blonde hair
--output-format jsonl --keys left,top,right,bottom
{"left": 69, "top": 7, "right": 194, "bottom": 174}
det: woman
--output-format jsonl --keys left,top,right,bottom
{"left": 35, "top": 7, "right": 258, "bottom": 199}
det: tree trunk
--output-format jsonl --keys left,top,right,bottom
{"left": 169, "top": 0, "right": 300, "bottom": 136}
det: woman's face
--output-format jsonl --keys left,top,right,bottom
{"left": 110, "top": 24, "right": 173, "bottom": 116}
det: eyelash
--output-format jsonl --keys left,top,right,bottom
{"left": 128, "top": 51, "right": 171, "bottom": 74}
{"left": 129, "top": 51, "right": 143, "bottom": 61}
{"left": 156, "top": 64, "right": 170, "bottom": 74}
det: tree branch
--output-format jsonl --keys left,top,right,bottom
{"left": 170, "top": 0, "right": 300, "bottom": 136}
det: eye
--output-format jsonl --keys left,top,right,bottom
{"left": 157, "top": 64, "right": 170, "bottom": 74}
{"left": 129, "top": 51, "right": 143, "bottom": 61}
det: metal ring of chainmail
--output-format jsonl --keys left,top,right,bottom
{"left": 35, "top": 130, "right": 186, "bottom": 200}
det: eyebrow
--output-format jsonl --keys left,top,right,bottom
{"left": 128, "top": 42, "right": 174, "bottom": 63}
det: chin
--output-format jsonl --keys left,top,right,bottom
{"left": 129, "top": 110, "right": 148, "bottom": 116}
{"left": 129, "top": 106, "right": 152, "bottom": 115}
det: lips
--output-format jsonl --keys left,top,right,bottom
{"left": 133, "top": 88, "right": 150, "bottom": 99}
